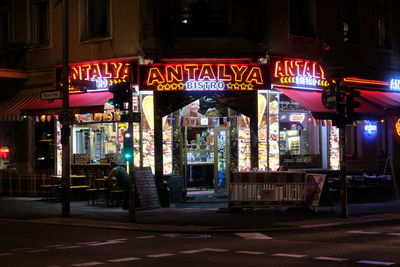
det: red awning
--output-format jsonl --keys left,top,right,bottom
{"left": 359, "top": 90, "right": 400, "bottom": 109}
{"left": 0, "top": 94, "right": 40, "bottom": 121}
{"left": 275, "top": 87, "right": 384, "bottom": 119}
{"left": 22, "top": 92, "right": 112, "bottom": 115}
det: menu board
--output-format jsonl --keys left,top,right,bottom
{"left": 134, "top": 167, "right": 160, "bottom": 210}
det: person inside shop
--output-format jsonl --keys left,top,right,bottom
{"left": 107, "top": 161, "right": 129, "bottom": 209}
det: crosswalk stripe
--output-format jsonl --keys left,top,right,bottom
{"left": 357, "top": 260, "right": 395, "bottom": 265}
{"left": 107, "top": 257, "right": 140, "bottom": 262}
{"left": 236, "top": 251, "right": 266, "bottom": 255}
{"left": 314, "top": 256, "right": 348, "bottom": 261}
{"left": 272, "top": 253, "right": 307, "bottom": 258}
{"left": 235, "top": 233, "right": 273, "bottom": 240}
{"left": 147, "top": 253, "right": 175, "bottom": 258}
{"left": 387, "top": 233, "right": 400, "bottom": 236}
{"left": 27, "top": 249, "right": 51, "bottom": 253}
{"left": 347, "top": 231, "right": 382, "bottom": 235}
{"left": 200, "top": 248, "right": 229, "bottom": 252}
{"left": 179, "top": 249, "right": 204, "bottom": 254}
{"left": 57, "top": 246, "right": 82, "bottom": 249}
{"left": 70, "top": 262, "right": 105, "bottom": 266}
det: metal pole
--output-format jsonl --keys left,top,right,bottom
{"left": 127, "top": 85, "right": 136, "bottom": 222}
{"left": 61, "top": 0, "right": 70, "bottom": 217}
{"left": 339, "top": 125, "right": 348, "bottom": 218}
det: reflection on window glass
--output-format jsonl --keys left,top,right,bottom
{"left": 89, "top": 0, "right": 109, "bottom": 38}
{"left": 289, "top": 0, "right": 316, "bottom": 38}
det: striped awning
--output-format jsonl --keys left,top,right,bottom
{"left": 0, "top": 94, "right": 40, "bottom": 121}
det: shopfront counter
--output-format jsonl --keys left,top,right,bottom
{"left": 229, "top": 171, "right": 326, "bottom": 210}
{"left": 186, "top": 163, "right": 214, "bottom": 188}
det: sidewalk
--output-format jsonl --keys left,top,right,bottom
{"left": 0, "top": 196, "right": 399, "bottom": 233}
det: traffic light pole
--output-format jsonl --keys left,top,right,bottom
{"left": 339, "top": 125, "right": 348, "bottom": 218}
{"left": 61, "top": 0, "right": 70, "bottom": 217}
{"left": 127, "top": 85, "right": 136, "bottom": 222}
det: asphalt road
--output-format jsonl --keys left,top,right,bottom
{"left": 0, "top": 221, "right": 399, "bottom": 267}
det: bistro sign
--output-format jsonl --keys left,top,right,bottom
{"left": 271, "top": 57, "right": 329, "bottom": 88}
{"left": 140, "top": 64, "right": 269, "bottom": 91}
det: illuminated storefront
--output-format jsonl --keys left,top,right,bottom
{"left": 140, "top": 59, "right": 269, "bottom": 194}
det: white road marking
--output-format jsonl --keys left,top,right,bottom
{"left": 235, "top": 250, "right": 266, "bottom": 255}
{"left": 347, "top": 231, "right": 382, "bottom": 235}
{"left": 87, "top": 241, "right": 123, "bottom": 246}
{"left": 357, "top": 260, "right": 395, "bottom": 265}
{"left": 107, "top": 257, "right": 140, "bottom": 262}
{"left": 77, "top": 242, "right": 99, "bottom": 245}
{"left": 46, "top": 244, "right": 67, "bottom": 248}
{"left": 179, "top": 249, "right": 205, "bottom": 254}
{"left": 57, "top": 246, "right": 82, "bottom": 249}
{"left": 235, "top": 232, "right": 273, "bottom": 240}
{"left": 300, "top": 223, "right": 341, "bottom": 228}
{"left": 27, "top": 249, "right": 51, "bottom": 253}
{"left": 272, "top": 253, "right": 307, "bottom": 258}
{"left": 0, "top": 252, "right": 13, "bottom": 256}
{"left": 314, "top": 256, "right": 348, "bottom": 262}
{"left": 200, "top": 248, "right": 229, "bottom": 252}
{"left": 70, "top": 262, "right": 105, "bottom": 266}
{"left": 147, "top": 253, "right": 175, "bottom": 258}
{"left": 10, "top": 247, "right": 33, "bottom": 251}
{"left": 108, "top": 238, "right": 128, "bottom": 241}
{"left": 387, "top": 233, "right": 400, "bottom": 236}
{"left": 136, "top": 236, "right": 156, "bottom": 239}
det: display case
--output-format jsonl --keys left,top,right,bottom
{"left": 186, "top": 146, "right": 214, "bottom": 164}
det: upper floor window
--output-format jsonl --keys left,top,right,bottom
{"left": 161, "top": 0, "right": 229, "bottom": 37}
{"left": 376, "top": 0, "right": 391, "bottom": 50}
{"left": 0, "top": 1, "right": 11, "bottom": 44}
{"left": 289, "top": 0, "right": 316, "bottom": 38}
{"left": 343, "top": 0, "right": 360, "bottom": 44}
{"left": 80, "top": 0, "right": 111, "bottom": 41}
{"left": 31, "top": 0, "right": 50, "bottom": 46}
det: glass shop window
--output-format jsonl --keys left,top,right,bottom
{"left": 161, "top": 0, "right": 229, "bottom": 37}
{"left": 35, "top": 120, "right": 55, "bottom": 170}
{"left": 81, "top": 0, "right": 111, "bottom": 41}
{"left": 279, "top": 94, "right": 321, "bottom": 168}
{"left": 376, "top": 0, "right": 392, "bottom": 50}
{"left": 343, "top": 0, "right": 360, "bottom": 44}
{"left": 31, "top": 0, "right": 50, "bottom": 46}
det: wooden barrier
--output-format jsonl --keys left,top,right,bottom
{"left": 0, "top": 170, "right": 51, "bottom": 197}
{"left": 229, "top": 171, "right": 326, "bottom": 210}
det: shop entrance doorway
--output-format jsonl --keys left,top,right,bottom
{"left": 183, "top": 125, "right": 230, "bottom": 197}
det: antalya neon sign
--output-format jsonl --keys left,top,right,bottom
{"left": 390, "top": 79, "right": 400, "bottom": 90}
{"left": 272, "top": 59, "right": 329, "bottom": 87}
{"left": 69, "top": 62, "right": 131, "bottom": 90}
{"left": 140, "top": 64, "right": 268, "bottom": 91}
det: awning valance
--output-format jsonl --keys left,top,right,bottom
{"left": 0, "top": 94, "right": 40, "bottom": 121}
{"left": 22, "top": 92, "right": 112, "bottom": 116}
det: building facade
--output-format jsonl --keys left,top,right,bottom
{"left": 1, "top": 0, "right": 400, "bottom": 199}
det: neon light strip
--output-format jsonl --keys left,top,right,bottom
{"left": 271, "top": 84, "right": 323, "bottom": 91}
{"left": 344, "top": 77, "right": 389, "bottom": 86}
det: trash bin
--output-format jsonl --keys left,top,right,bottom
{"left": 167, "top": 176, "right": 183, "bottom": 203}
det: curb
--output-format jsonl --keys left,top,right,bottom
{"left": 2, "top": 214, "right": 400, "bottom": 233}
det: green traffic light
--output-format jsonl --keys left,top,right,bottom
{"left": 124, "top": 153, "right": 132, "bottom": 159}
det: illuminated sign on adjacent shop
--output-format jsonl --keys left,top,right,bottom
{"left": 390, "top": 78, "right": 400, "bottom": 90}
{"left": 271, "top": 57, "right": 329, "bottom": 88}
{"left": 67, "top": 61, "right": 136, "bottom": 92}
{"left": 395, "top": 118, "right": 400, "bottom": 137}
{"left": 140, "top": 64, "right": 269, "bottom": 91}
{"left": 363, "top": 121, "right": 377, "bottom": 135}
